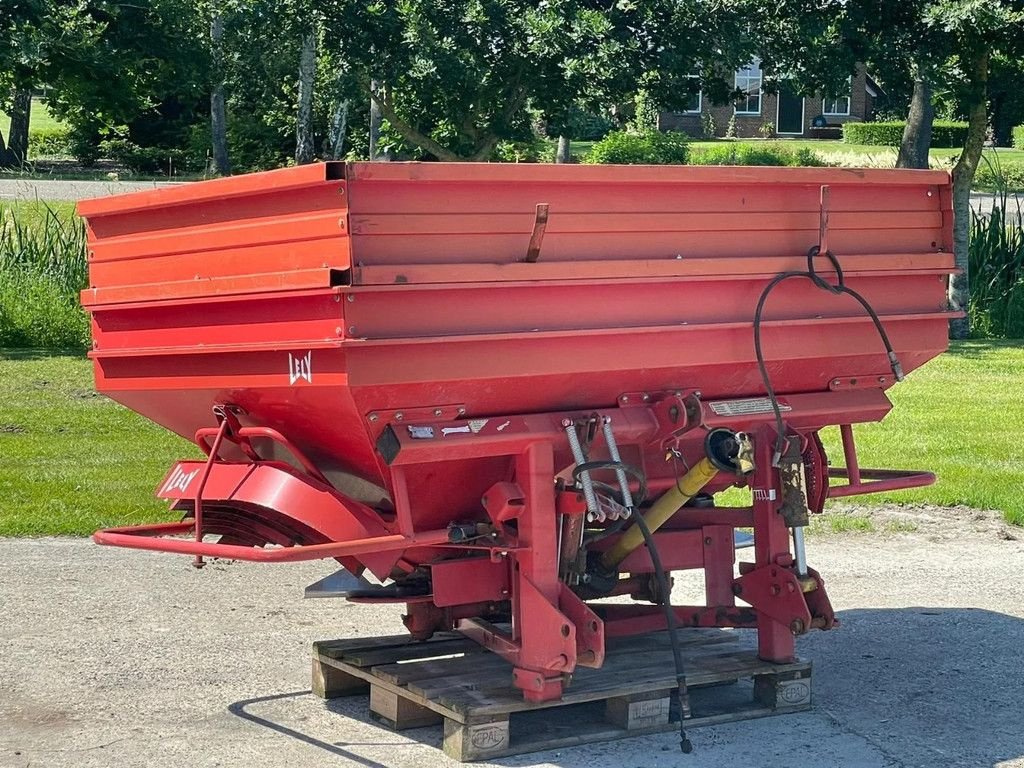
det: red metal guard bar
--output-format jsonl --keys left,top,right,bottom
{"left": 827, "top": 422, "right": 935, "bottom": 497}
{"left": 93, "top": 523, "right": 450, "bottom": 562}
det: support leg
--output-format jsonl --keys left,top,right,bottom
{"left": 751, "top": 428, "right": 797, "bottom": 663}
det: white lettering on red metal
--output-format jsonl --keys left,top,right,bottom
{"left": 162, "top": 465, "right": 199, "bottom": 495}
{"left": 441, "top": 425, "right": 472, "bottom": 436}
{"left": 753, "top": 488, "right": 777, "bottom": 501}
{"left": 496, "top": 420, "right": 511, "bottom": 432}
{"left": 288, "top": 351, "right": 312, "bottom": 385}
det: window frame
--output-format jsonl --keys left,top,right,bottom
{"left": 822, "top": 78, "right": 853, "bottom": 116}
{"left": 734, "top": 61, "right": 763, "bottom": 116}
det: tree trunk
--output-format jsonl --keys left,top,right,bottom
{"left": 949, "top": 52, "right": 990, "bottom": 340}
{"left": 896, "top": 74, "right": 934, "bottom": 169}
{"left": 7, "top": 88, "right": 32, "bottom": 165}
{"left": 209, "top": 13, "right": 231, "bottom": 175}
{"left": 326, "top": 99, "right": 349, "bottom": 160}
{"left": 556, "top": 135, "right": 571, "bottom": 164}
{"left": 295, "top": 28, "right": 317, "bottom": 165}
{"left": 369, "top": 78, "right": 383, "bottom": 160}
{"left": 0, "top": 124, "right": 13, "bottom": 167}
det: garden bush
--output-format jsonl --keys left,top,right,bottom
{"left": 974, "top": 161, "right": 1024, "bottom": 192}
{"left": 28, "top": 127, "right": 73, "bottom": 158}
{"left": 99, "top": 138, "right": 201, "bottom": 176}
{"left": 1012, "top": 125, "right": 1024, "bottom": 148}
{"left": 689, "top": 143, "right": 827, "bottom": 167}
{"left": 584, "top": 130, "right": 689, "bottom": 165}
{"left": 842, "top": 120, "right": 968, "bottom": 147}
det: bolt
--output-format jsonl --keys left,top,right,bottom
{"left": 348, "top": 326, "right": 357, "bottom": 334}
{"left": 704, "top": 537, "right": 713, "bottom": 546}
{"left": 770, "top": 584, "right": 781, "bottom": 596}
{"left": 394, "top": 412, "right": 404, "bottom": 421}
{"left": 338, "top": 187, "right": 345, "bottom": 195}
{"left": 790, "top": 619, "right": 805, "bottom": 634}
{"left": 368, "top": 413, "right": 379, "bottom": 422}
{"left": 335, "top": 326, "right": 343, "bottom": 336}
{"left": 561, "top": 418, "right": 573, "bottom": 428}
{"left": 346, "top": 293, "right": 355, "bottom": 302}
{"left": 434, "top": 409, "right": 442, "bottom": 417}
{"left": 457, "top": 407, "right": 466, "bottom": 415}
{"left": 787, "top": 582, "right": 796, "bottom": 593}
{"left": 642, "top": 393, "right": 650, "bottom": 401}
{"left": 333, "top": 294, "right": 341, "bottom": 303}
{"left": 878, "top": 376, "right": 886, "bottom": 383}
{"left": 621, "top": 395, "right": 629, "bottom": 403}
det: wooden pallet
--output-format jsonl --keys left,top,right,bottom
{"left": 312, "top": 629, "right": 811, "bottom": 762}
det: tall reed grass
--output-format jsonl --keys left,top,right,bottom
{"left": 969, "top": 161, "right": 1024, "bottom": 339}
{"left": 0, "top": 202, "right": 90, "bottom": 350}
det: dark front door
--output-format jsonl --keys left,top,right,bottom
{"left": 778, "top": 87, "right": 804, "bottom": 134}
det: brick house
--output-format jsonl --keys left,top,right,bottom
{"left": 660, "top": 62, "right": 880, "bottom": 139}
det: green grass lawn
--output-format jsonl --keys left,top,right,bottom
{"left": 0, "top": 341, "right": 1021, "bottom": 536}
{"left": 0, "top": 352, "right": 193, "bottom": 536}
{"left": 0, "top": 98, "right": 66, "bottom": 134}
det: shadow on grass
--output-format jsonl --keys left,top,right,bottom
{"left": 0, "top": 347, "right": 87, "bottom": 361}
{"left": 947, "top": 338, "right": 1024, "bottom": 360}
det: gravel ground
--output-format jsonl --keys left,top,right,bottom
{"left": 0, "top": 178, "right": 181, "bottom": 203}
{"left": 2, "top": 505, "right": 1023, "bottom": 768}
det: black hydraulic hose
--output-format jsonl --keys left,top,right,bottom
{"left": 633, "top": 509, "right": 693, "bottom": 754}
{"left": 754, "top": 246, "right": 905, "bottom": 466}
{"left": 573, "top": 458, "right": 692, "bottom": 751}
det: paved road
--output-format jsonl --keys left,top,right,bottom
{"left": 2, "top": 505, "right": 1022, "bottom": 768}
{"left": 0, "top": 177, "right": 181, "bottom": 203}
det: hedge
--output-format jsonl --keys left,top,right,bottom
{"left": 689, "top": 143, "right": 826, "bottom": 167}
{"left": 584, "top": 129, "right": 689, "bottom": 165}
{"left": 973, "top": 160, "right": 1024, "bottom": 192}
{"left": 27, "top": 126, "right": 72, "bottom": 158}
{"left": 842, "top": 120, "right": 969, "bottom": 148}
{"left": 1013, "top": 125, "right": 1024, "bottom": 148}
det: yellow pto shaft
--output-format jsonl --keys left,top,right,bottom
{"left": 600, "top": 429, "right": 753, "bottom": 570}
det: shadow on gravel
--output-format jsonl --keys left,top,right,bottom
{"left": 228, "top": 689, "right": 414, "bottom": 768}
{"left": 807, "top": 607, "right": 1024, "bottom": 767}
{"left": 227, "top": 608, "right": 1024, "bottom": 767}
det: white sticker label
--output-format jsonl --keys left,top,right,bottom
{"left": 162, "top": 465, "right": 199, "bottom": 495}
{"left": 289, "top": 351, "right": 312, "bottom": 385}
{"left": 709, "top": 397, "right": 791, "bottom": 417}
{"left": 441, "top": 425, "right": 472, "bottom": 436}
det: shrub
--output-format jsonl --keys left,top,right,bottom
{"left": 0, "top": 203, "right": 90, "bottom": 350}
{"left": 99, "top": 138, "right": 200, "bottom": 176}
{"left": 584, "top": 130, "right": 689, "bottom": 165}
{"left": 974, "top": 161, "right": 1024, "bottom": 192}
{"left": 689, "top": 143, "right": 827, "bottom": 167}
{"left": 1012, "top": 125, "right": 1024, "bottom": 148}
{"left": 700, "top": 112, "right": 716, "bottom": 139}
{"left": 843, "top": 120, "right": 969, "bottom": 147}
{"left": 565, "top": 107, "right": 615, "bottom": 142}
{"left": 28, "top": 127, "right": 73, "bottom": 158}
{"left": 493, "top": 136, "right": 554, "bottom": 163}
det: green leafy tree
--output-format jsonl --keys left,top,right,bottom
{"left": 324, "top": 1, "right": 753, "bottom": 161}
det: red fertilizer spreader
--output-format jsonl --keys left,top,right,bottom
{"left": 77, "top": 162, "right": 955, "bottom": 710}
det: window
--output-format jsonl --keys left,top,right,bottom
{"left": 735, "top": 61, "right": 762, "bottom": 115}
{"left": 683, "top": 72, "right": 702, "bottom": 114}
{"left": 823, "top": 78, "right": 852, "bottom": 116}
